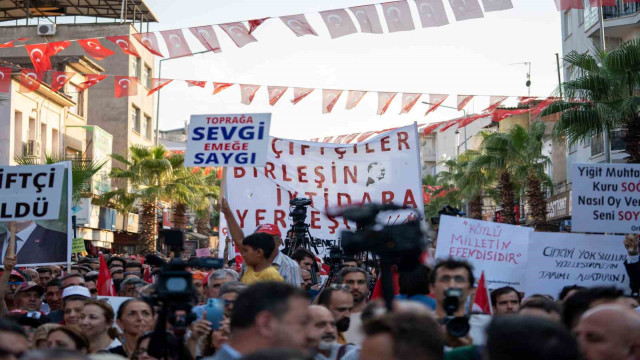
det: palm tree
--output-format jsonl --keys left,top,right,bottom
{"left": 99, "top": 145, "right": 174, "bottom": 254}
{"left": 543, "top": 40, "right": 640, "bottom": 163}
{"left": 471, "top": 122, "right": 552, "bottom": 228}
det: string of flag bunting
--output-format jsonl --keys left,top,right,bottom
{"left": 1, "top": 0, "right": 514, "bottom": 72}
{"left": 554, "top": 0, "right": 639, "bottom": 10}
{"left": 0, "top": 66, "right": 553, "bottom": 121}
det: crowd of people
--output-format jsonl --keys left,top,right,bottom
{"left": 0, "top": 204, "right": 639, "bottom": 360}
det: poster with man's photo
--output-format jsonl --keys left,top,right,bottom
{"left": 0, "top": 162, "right": 72, "bottom": 266}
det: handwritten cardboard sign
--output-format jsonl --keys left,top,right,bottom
{"left": 185, "top": 113, "right": 271, "bottom": 167}
{"left": 572, "top": 163, "right": 640, "bottom": 233}
{"left": 435, "top": 215, "right": 533, "bottom": 290}
{"left": 525, "top": 232, "right": 630, "bottom": 296}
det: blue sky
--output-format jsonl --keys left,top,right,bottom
{"left": 143, "top": 0, "right": 562, "bottom": 139}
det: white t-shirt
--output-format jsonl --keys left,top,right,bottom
{"left": 343, "top": 312, "right": 364, "bottom": 346}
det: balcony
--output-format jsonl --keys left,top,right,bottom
{"left": 585, "top": 1, "right": 640, "bottom": 42}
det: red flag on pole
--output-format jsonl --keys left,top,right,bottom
{"left": 381, "top": 1, "right": 416, "bottom": 32}
{"left": 114, "top": 76, "right": 139, "bottom": 98}
{"left": 213, "top": 82, "right": 233, "bottom": 95}
{"left": 19, "top": 69, "right": 43, "bottom": 93}
{"left": 322, "top": 89, "right": 343, "bottom": 113}
{"left": 474, "top": 271, "right": 492, "bottom": 315}
{"left": 132, "top": 32, "right": 164, "bottom": 57}
{"left": 399, "top": 93, "right": 421, "bottom": 114}
{"left": 349, "top": 5, "right": 384, "bottom": 33}
{"left": 189, "top": 26, "right": 222, "bottom": 53}
{"left": 76, "top": 74, "right": 108, "bottom": 90}
{"left": 291, "top": 88, "right": 314, "bottom": 104}
{"left": 106, "top": 36, "right": 141, "bottom": 57}
{"left": 148, "top": 78, "right": 173, "bottom": 95}
{"left": 457, "top": 95, "right": 474, "bottom": 111}
{"left": 78, "top": 38, "right": 116, "bottom": 60}
{"left": 281, "top": 15, "right": 318, "bottom": 37}
{"left": 25, "top": 44, "right": 51, "bottom": 72}
{"left": 98, "top": 253, "right": 116, "bottom": 296}
{"left": 426, "top": 94, "right": 449, "bottom": 115}
{"left": 0, "top": 67, "right": 12, "bottom": 93}
{"left": 161, "top": 29, "right": 193, "bottom": 58}
{"left": 51, "top": 71, "right": 75, "bottom": 92}
{"left": 219, "top": 22, "right": 258, "bottom": 47}
{"left": 415, "top": 0, "right": 450, "bottom": 28}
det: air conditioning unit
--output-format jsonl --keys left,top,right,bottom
{"left": 24, "top": 140, "right": 41, "bottom": 157}
{"left": 37, "top": 24, "right": 56, "bottom": 36}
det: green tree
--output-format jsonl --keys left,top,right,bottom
{"left": 471, "top": 122, "right": 552, "bottom": 228}
{"left": 543, "top": 40, "right": 640, "bottom": 163}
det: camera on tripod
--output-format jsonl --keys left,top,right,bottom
{"left": 441, "top": 288, "right": 471, "bottom": 338}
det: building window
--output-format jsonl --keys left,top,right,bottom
{"left": 591, "top": 133, "right": 604, "bottom": 156}
{"left": 563, "top": 10, "right": 573, "bottom": 39}
{"left": 144, "top": 115, "right": 152, "bottom": 139}
{"left": 611, "top": 129, "right": 626, "bottom": 151}
{"left": 568, "top": 141, "right": 577, "bottom": 153}
{"left": 132, "top": 57, "right": 141, "bottom": 80}
{"left": 143, "top": 65, "right": 152, "bottom": 89}
{"left": 69, "top": 89, "right": 85, "bottom": 117}
{"left": 131, "top": 106, "right": 141, "bottom": 133}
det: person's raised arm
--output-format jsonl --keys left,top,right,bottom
{"left": 0, "top": 254, "right": 16, "bottom": 315}
{"left": 218, "top": 198, "right": 245, "bottom": 251}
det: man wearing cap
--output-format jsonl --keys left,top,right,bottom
{"left": 0, "top": 253, "right": 22, "bottom": 312}
{"left": 220, "top": 199, "right": 303, "bottom": 287}
{"left": 14, "top": 282, "right": 45, "bottom": 312}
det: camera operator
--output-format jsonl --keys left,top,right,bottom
{"left": 429, "top": 259, "right": 490, "bottom": 347}
{"left": 218, "top": 198, "right": 303, "bottom": 287}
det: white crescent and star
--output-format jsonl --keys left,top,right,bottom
{"left": 119, "top": 79, "right": 131, "bottom": 88}
{"left": 30, "top": 48, "right": 44, "bottom": 62}
{"left": 419, "top": 2, "right": 435, "bottom": 16}
{"left": 87, "top": 41, "right": 101, "bottom": 50}
{"left": 25, "top": 72, "right": 38, "bottom": 85}
{"left": 227, "top": 25, "right": 246, "bottom": 38}
{"left": 168, "top": 34, "right": 182, "bottom": 48}
{"left": 56, "top": 74, "right": 68, "bottom": 83}
{"left": 197, "top": 29, "right": 211, "bottom": 39}
{"left": 115, "top": 39, "right": 129, "bottom": 50}
{"left": 287, "top": 19, "right": 305, "bottom": 32}
{"left": 386, "top": 6, "right": 402, "bottom": 22}
{"left": 327, "top": 14, "right": 343, "bottom": 27}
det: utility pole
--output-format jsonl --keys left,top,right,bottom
{"left": 555, "top": 53, "right": 563, "bottom": 99}
{"left": 599, "top": 5, "right": 611, "bottom": 163}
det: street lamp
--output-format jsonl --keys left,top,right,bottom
{"left": 154, "top": 49, "right": 213, "bottom": 146}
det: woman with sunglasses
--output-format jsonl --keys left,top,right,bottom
{"left": 79, "top": 299, "right": 121, "bottom": 353}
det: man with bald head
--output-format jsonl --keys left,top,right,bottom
{"left": 575, "top": 305, "right": 640, "bottom": 360}
{"left": 306, "top": 305, "right": 358, "bottom": 360}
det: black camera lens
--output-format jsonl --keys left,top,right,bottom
{"left": 443, "top": 316, "right": 471, "bottom": 338}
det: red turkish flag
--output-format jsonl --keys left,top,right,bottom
{"left": 320, "top": 9, "right": 358, "bottom": 39}
{"left": 219, "top": 22, "right": 257, "bottom": 47}
{"left": 77, "top": 74, "right": 107, "bottom": 90}
{"left": 381, "top": 1, "right": 416, "bottom": 32}
{"left": 420, "top": 122, "right": 444, "bottom": 135}
{"left": 345, "top": 90, "right": 367, "bottom": 110}
{"left": 19, "top": 69, "right": 43, "bottom": 93}
{"left": 114, "top": 76, "right": 138, "bottom": 98}
{"left": 51, "top": 71, "right": 75, "bottom": 92}
{"left": 530, "top": 97, "right": 560, "bottom": 117}
{"left": 415, "top": 0, "right": 450, "bottom": 27}
{"left": 97, "top": 253, "right": 116, "bottom": 296}
{"left": 78, "top": 38, "right": 115, "bottom": 60}
{"left": 322, "top": 89, "right": 343, "bottom": 114}
{"left": 458, "top": 113, "right": 491, "bottom": 128}
{"left": 189, "top": 26, "right": 222, "bottom": 53}
{"left": 47, "top": 41, "right": 70, "bottom": 56}
{"left": 349, "top": 5, "right": 384, "bottom": 34}
{"left": 148, "top": 78, "right": 173, "bottom": 95}
{"left": 518, "top": 96, "right": 538, "bottom": 105}
{"left": 474, "top": 271, "right": 492, "bottom": 315}
{"left": 0, "top": 38, "right": 28, "bottom": 48}
{"left": 0, "top": 67, "right": 12, "bottom": 93}
{"left": 492, "top": 108, "right": 531, "bottom": 122}
{"left": 267, "top": 86, "right": 287, "bottom": 106}
{"left": 186, "top": 80, "right": 206, "bottom": 88}
{"left": 399, "top": 93, "right": 422, "bottom": 114}
{"left": 281, "top": 15, "right": 318, "bottom": 37}
{"left": 106, "top": 36, "right": 140, "bottom": 57}
{"left": 555, "top": 0, "right": 584, "bottom": 10}
{"left": 161, "top": 30, "right": 192, "bottom": 58}
{"left": 484, "top": 96, "right": 509, "bottom": 112}
{"left": 291, "top": 88, "right": 314, "bottom": 104}
{"left": 482, "top": 0, "right": 514, "bottom": 11}
{"left": 457, "top": 95, "right": 474, "bottom": 111}
{"left": 426, "top": 94, "right": 448, "bottom": 115}
{"left": 377, "top": 92, "right": 397, "bottom": 115}
{"left": 25, "top": 44, "right": 51, "bottom": 72}
{"left": 440, "top": 118, "right": 463, "bottom": 132}
{"left": 248, "top": 18, "right": 269, "bottom": 34}
{"left": 132, "top": 32, "right": 164, "bottom": 57}
{"left": 240, "top": 84, "right": 260, "bottom": 105}
{"left": 213, "top": 82, "right": 233, "bottom": 95}
{"left": 449, "top": 0, "right": 485, "bottom": 21}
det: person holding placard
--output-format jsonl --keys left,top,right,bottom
{"left": 0, "top": 220, "right": 67, "bottom": 265}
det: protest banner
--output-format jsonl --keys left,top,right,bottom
{"left": 435, "top": 215, "right": 533, "bottom": 290}
{"left": 219, "top": 124, "right": 424, "bottom": 259}
{"left": 0, "top": 163, "right": 72, "bottom": 266}
{"left": 572, "top": 163, "right": 640, "bottom": 233}
{"left": 525, "top": 232, "right": 630, "bottom": 296}
{"left": 196, "top": 248, "right": 211, "bottom": 257}
{"left": 185, "top": 113, "right": 271, "bottom": 167}
{"left": 72, "top": 238, "right": 88, "bottom": 255}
